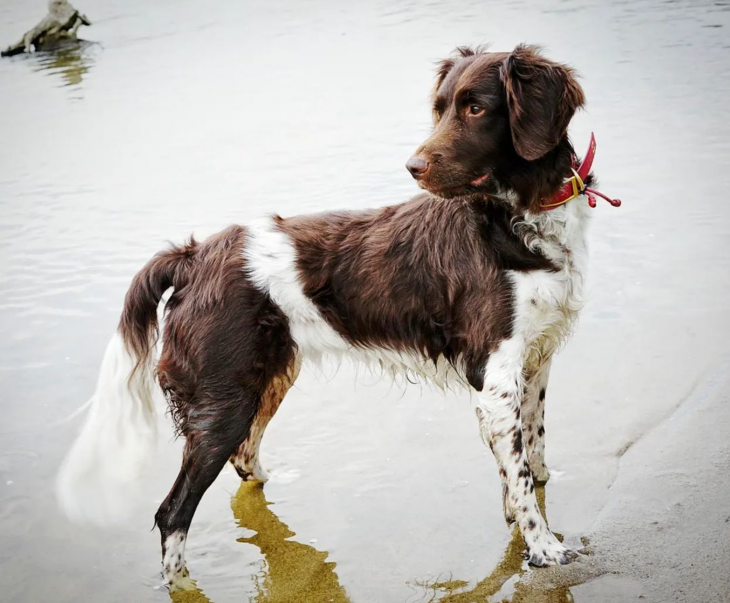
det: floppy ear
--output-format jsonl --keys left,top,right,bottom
{"left": 501, "top": 45, "right": 585, "bottom": 161}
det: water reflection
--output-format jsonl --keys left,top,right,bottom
{"left": 410, "top": 487, "right": 579, "bottom": 603}
{"left": 31, "top": 41, "right": 96, "bottom": 87}
{"left": 171, "top": 484, "right": 581, "bottom": 603}
{"left": 170, "top": 481, "right": 349, "bottom": 602}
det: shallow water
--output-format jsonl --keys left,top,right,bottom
{"left": 1, "top": 0, "right": 729, "bottom": 601}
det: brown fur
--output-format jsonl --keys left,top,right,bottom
{"left": 412, "top": 45, "right": 586, "bottom": 211}
{"left": 119, "top": 238, "right": 196, "bottom": 374}
{"left": 231, "top": 357, "right": 301, "bottom": 480}
{"left": 155, "top": 225, "right": 295, "bottom": 439}
{"left": 276, "top": 194, "right": 553, "bottom": 391}
{"left": 119, "top": 226, "right": 296, "bottom": 542}
{"left": 501, "top": 45, "right": 585, "bottom": 161}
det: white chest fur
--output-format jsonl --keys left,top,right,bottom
{"left": 510, "top": 198, "right": 591, "bottom": 372}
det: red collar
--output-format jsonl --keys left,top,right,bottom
{"left": 539, "top": 133, "right": 621, "bottom": 211}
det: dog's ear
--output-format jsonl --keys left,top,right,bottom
{"left": 433, "top": 58, "right": 455, "bottom": 95}
{"left": 501, "top": 45, "right": 585, "bottom": 161}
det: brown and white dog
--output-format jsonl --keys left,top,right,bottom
{"left": 58, "top": 45, "right": 606, "bottom": 590}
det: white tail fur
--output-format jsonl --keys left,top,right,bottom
{"left": 56, "top": 331, "right": 159, "bottom": 525}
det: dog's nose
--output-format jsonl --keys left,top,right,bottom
{"left": 406, "top": 156, "right": 430, "bottom": 179}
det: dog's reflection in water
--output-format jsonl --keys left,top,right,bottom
{"left": 412, "top": 488, "right": 575, "bottom": 603}
{"left": 170, "top": 484, "right": 575, "bottom": 603}
{"left": 170, "top": 481, "right": 349, "bottom": 603}
{"left": 231, "top": 482, "right": 350, "bottom": 603}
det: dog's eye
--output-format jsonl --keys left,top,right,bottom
{"left": 468, "top": 105, "right": 485, "bottom": 117}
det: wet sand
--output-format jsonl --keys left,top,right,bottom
{"left": 1, "top": 0, "right": 730, "bottom": 601}
{"left": 577, "top": 360, "right": 730, "bottom": 602}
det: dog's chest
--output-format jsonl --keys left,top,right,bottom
{"left": 511, "top": 205, "right": 590, "bottom": 371}
{"left": 511, "top": 266, "right": 582, "bottom": 370}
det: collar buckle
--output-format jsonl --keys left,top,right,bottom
{"left": 569, "top": 168, "right": 585, "bottom": 196}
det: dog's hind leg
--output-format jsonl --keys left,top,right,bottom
{"left": 154, "top": 393, "right": 258, "bottom": 592}
{"left": 474, "top": 339, "right": 574, "bottom": 567}
{"left": 230, "top": 356, "right": 301, "bottom": 482}
{"left": 521, "top": 359, "right": 552, "bottom": 485}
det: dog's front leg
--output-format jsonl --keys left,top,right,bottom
{"left": 522, "top": 359, "right": 552, "bottom": 484}
{"left": 474, "top": 342, "right": 573, "bottom": 567}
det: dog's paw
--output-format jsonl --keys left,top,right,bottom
{"left": 526, "top": 538, "right": 577, "bottom": 567}
{"left": 530, "top": 462, "right": 550, "bottom": 485}
{"left": 167, "top": 568, "right": 198, "bottom": 593}
{"left": 249, "top": 463, "right": 270, "bottom": 483}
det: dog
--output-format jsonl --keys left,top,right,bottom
{"left": 57, "top": 44, "right": 620, "bottom": 591}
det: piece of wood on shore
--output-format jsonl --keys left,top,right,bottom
{"left": 1, "top": 0, "right": 91, "bottom": 58}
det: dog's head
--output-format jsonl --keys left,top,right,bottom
{"left": 406, "top": 45, "right": 585, "bottom": 203}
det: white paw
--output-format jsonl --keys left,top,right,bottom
{"left": 249, "top": 463, "right": 269, "bottom": 483}
{"left": 530, "top": 462, "right": 550, "bottom": 484}
{"left": 167, "top": 570, "right": 197, "bottom": 593}
{"left": 246, "top": 464, "right": 270, "bottom": 482}
{"left": 526, "top": 535, "right": 576, "bottom": 567}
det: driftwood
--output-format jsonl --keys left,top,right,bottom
{"left": 1, "top": 0, "right": 91, "bottom": 58}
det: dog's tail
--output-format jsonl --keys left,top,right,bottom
{"left": 56, "top": 240, "right": 197, "bottom": 524}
